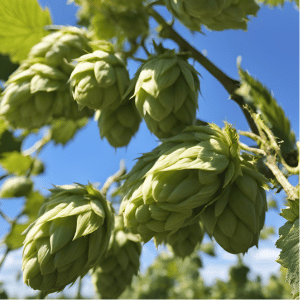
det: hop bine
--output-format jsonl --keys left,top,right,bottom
{"left": 70, "top": 48, "right": 130, "bottom": 111}
{"left": 21, "top": 183, "right": 114, "bottom": 294}
{"left": 92, "top": 215, "right": 142, "bottom": 299}
{"left": 124, "top": 50, "right": 200, "bottom": 139}
{"left": 164, "top": 0, "right": 260, "bottom": 32}
{"left": 120, "top": 123, "right": 268, "bottom": 253}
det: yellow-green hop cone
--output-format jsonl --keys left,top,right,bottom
{"left": 0, "top": 61, "right": 92, "bottom": 130}
{"left": 28, "top": 26, "right": 92, "bottom": 68}
{"left": 70, "top": 49, "right": 130, "bottom": 110}
{"left": 165, "top": 221, "right": 205, "bottom": 258}
{"left": 0, "top": 176, "right": 33, "bottom": 198}
{"left": 200, "top": 162, "right": 268, "bottom": 254}
{"left": 92, "top": 215, "right": 142, "bottom": 299}
{"left": 21, "top": 183, "right": 114, "bottom": 294}
{"left": 97, "top": 97, "right": 141, "bottom": 148}
{"left": 120, "top": 123, "right": 244, "bottom": 245}
{"left": 125, "top": 51, "right": 200, "bottom": 139}
{"left": 164, "top": 0, "right": 259, "bottom": 32}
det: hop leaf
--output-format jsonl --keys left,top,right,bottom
{"left": 0, "top": 0, "right": 52, "bottom": 63}
{"left": 22, "top": 183, "right": 114, "bottom": 294}
{"left": 236, "top": 64, "right": 297, "bottom": 155}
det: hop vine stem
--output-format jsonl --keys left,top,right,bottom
{"left": 147, "top": 6, "right": 259, "bottom": 135}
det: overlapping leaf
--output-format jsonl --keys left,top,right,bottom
{"left": 236, "top": 65, "right": 296, "bottom": 155}
{"left": 0, "top": 0, "right": 52, "bottom": 63}
{"left": 258, "top": 0, "right": 299, "bottom": 7}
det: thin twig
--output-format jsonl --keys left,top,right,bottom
{"left": 101, "top": 160, "right": 126, "bottom": 197}
{"left": 22, "top": 130, "right": 51, "bottom": 156}
{"left": 239, "top": 142, "right": 265, "bottom": 155}
{"left": 0, "top": 210, "right": 13, "bottom": 224}
{"left": 77, "top": 278, "right": 82, "bottom": 299}
{"left": 0, "top": 248, "right": 11, "bottom": 271}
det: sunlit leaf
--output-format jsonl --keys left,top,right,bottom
{"left": 276, "top": 218, "right": 299, "bottom": 298}
{"left": 0, "top": 151, "right": 33, "bottom": 176}
{"left": 0, "top": 0, "right": 52, "bottom": 63}
{"left": 4, "top": 222, "right": 29, "bottom": 250}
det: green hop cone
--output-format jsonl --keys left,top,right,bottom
{"left": 0, "top": 176, "right": 33, "bottom": 198}
{"left": 125, "top": 51, "right": 200, "bottom": 139}
{"left": 200, "top": 160, "right": 268, "bottom": 254}
{"left": 165, "top": 221, "right": 205, "bottom": 258}
{"left": 92, "top": 215, "right": 142, "bottom": 299}
{"left": 164, "top": 0, "right": 259, "bottom": 32}
{"left": 28, "top": 27, "right": 92, "bottom": 69}
{"left": 0, "top": 61, "right": 92, "bottom": 129}
{"left": 120, "top": 123, "right": 268, "bottom": 253}
{"left": 70, "top": 49, "right": 130, "bottom": 110}
{"left": 97, "top": 97, "right": 141, "bottom": 148}
{"left": 21, "top": 183, "right": 114, "bottom": 294}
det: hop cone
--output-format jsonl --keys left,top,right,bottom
{"left": 28, "top": 27, "right": 92, "bottom": 69}
{"left": 200, "top": 160, "right": 268, "bottom": 254}
{"left": 0, "top": 61, "right": 92, "bottom": 129}
{"left": 0, "top": 176, "right": 33, "bottom": 198}
{"left": 97, "top": 97, "right": 141, "bottom": 148}
{"left": 125, "top": 51, "right": 200, "bottom": 139}
{"left": 92, "top": 215, "right": 142, "bottom": 299}
{"left": 70, "top": 49, "right": 130, "bottom": 110}
{"left": 120, "top": 123, "right": 267, "bottom": 253}
{"left": 164, "top": 0, "right": 260, "bottom": 32}
{"left": 165, "top": 221, "right": 205, "bottom": 258}
{"left": 22, "top": 183, "right": 114, "bottom": 293}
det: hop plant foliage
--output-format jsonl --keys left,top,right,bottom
{"left": 0, "top": 176, "right": 33, "bottom": 198}
{"left": 125, "top": 51, "right": 200, "bottom": 138}
{"left": 92, "top": 215, "right": 142, "bottom": 299}
{"left": 164, "top": 0, "right": 260, "bottom": 31}
{"left": 70, "top": 49, "right": 130, "bottom": 110}
{"left": 21, "top": 183, "right": 114, "bottom": 294}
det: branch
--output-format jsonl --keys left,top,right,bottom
{"left": 22, "top": 130, "right": 51, "bottom": 156}
{"left": 101, "top": 160, "right": 126, "bottom": 197}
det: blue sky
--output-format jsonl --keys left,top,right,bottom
{"left": 0, "top": 0, "right": 299, "bottom": 298}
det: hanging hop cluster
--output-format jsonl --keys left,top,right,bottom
{"left": 164, "top": 0, "right": 260, "bottom": 32}
{"left": 92, "top": 215, "right": 142, "bottom": 299}
{"left": 21, "top": 183, "right": 114, "bottom": 294}
{"left": 0, "top": 27, "right": 93, "bottom": 130}
{"left": 97, "top": 96, "right": 141, "bottom": 148}
{"left": 165, "top": 221, "right": 205, "bottom": 258}
{"left": 70, "top": 48, "right": 130, "bottom": 111}
{"left": 125, "top": 51, "right": 200, "bottom": 139}
{"left": 120, "top": 123, "right": 268, "bottom": 254}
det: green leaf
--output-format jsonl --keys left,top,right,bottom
{"left": 276, "top": 218, "right": 299, "bottom": 298}
{"left": 50, "top": 118, "right": 89, "bottom": 146}
{"left": 5, "top": 222, "right": 29, "bottom": 250}
{"left": 0, "top": 54, "right": 19, "bottom": 81}
{"left": 236, "top": 65, "right": 297, "bottom": 155}
{"left": 257, "top": 0, "right": 299, "bottom": 7}
{"left": 0, "top": 151, "right": 34, "bottom": 176}
{"left": 0, "top": 130, "right": 22, "bottom": 157}
{"left": 0, "top": 0, "right": 52, "bottom": 63}
{"left": 280, "top": 199, "right": 299, "bottom": 223}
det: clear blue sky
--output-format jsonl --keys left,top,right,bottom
{"left": 0, "top": 0, "right": 298, "bottom": 298}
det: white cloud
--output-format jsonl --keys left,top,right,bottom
{"left": 249, "top": 248, "right": 280, "bottom": 262}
